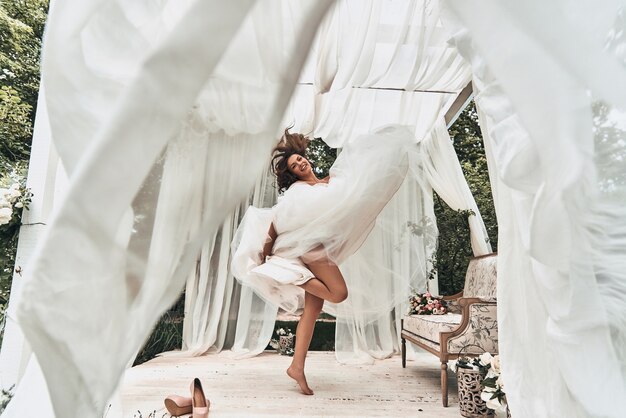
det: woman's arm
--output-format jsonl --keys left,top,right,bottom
{"left": 261, "top": 222, "right": 277, "bottom": 260}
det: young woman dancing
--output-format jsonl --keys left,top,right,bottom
{"left": 231, "top": 125, "right": 415, "bottom": 395}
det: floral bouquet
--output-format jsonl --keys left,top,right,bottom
{"left": 269, "top": 327, "right": 294, "bottom": 356}
{"left": 407, "top": 291, "right": 448, "bottom": 315}
{"left": 480, "top": 353, "right": 506, "bottom": 413}
{"left": 0, "top": 170, "right": 32, "bottom": 227}
{"left": 456, "top": 352, "right": 507, "bottom": 413}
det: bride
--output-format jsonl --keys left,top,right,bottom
{"left": 231, "top": 125, "right": 415, "bottom": 395}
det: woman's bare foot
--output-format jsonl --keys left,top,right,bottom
{"left": 287, "top": 366, "right": 314, "bottom": 395}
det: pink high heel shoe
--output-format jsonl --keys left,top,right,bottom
{"left": 163, "top": 379, "right": 210, "bottom": 417}
{"left": 190, "top": 378, "right": 210, "bottom": 418}
{"left": 164, "top": 394, "right": 193, "bottom": 417}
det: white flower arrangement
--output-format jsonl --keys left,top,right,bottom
{"left": 269, "top": 327, "right": 295, "bottom": 356}
{"left": 276, "top": 328, "right": 290, "bottom": 336}
{"left": 480, "top": 353, "right": 506, "bottom": 412}
{"left": 0, "top": 173, "right": 32, "bottom": 227}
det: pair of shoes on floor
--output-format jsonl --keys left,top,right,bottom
{"left": 164, "top": 378, "right": 210, "bottom": 417}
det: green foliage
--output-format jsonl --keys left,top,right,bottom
{"left": 0, "top": 0, "right": 49, "bottom": 162}
{"left": 307, "top": 137, "right": 337, "bottom": 179}
{"left": 134, "top": 293, "right": 185, "bottom": 366}
{"left": 0, "top": 1, "right": 48, "bottom": 100}
{"left": 0, "top": 85, "right": 32, "bottom": 162}
{"left": 432, "top": 203, "right": 474, "bottom": 295}
{"left": 0, "top": 385, "right": 14, "bottom": 415}
{"left": 435, "top": 101, "right": 498, "bottom": 295}
{"left": 592, "top": 100, "right": 626, "bottom": 196}
{"left": 133, "top": 310, "right": 183, "bottom": 366}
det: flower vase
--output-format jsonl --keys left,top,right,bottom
{"left": 456, "top": 368, "right": 493, "bottom": 417}
{"left": 278, "top": 335, "right": 294, "bottom": 352}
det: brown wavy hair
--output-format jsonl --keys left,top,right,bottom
{"left": 271, "top": 127, "right": 310, "bottom": 193}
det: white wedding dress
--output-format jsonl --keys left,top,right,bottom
{"left": 231, "top": 125, "right": 417, "bottom": 313}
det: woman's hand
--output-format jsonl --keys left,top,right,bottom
{"left": 261, "top": 222, "right": 278, "bottom": 261}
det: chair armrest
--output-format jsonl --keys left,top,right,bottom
{"left": 440, "top": 298, "right": 498, "bottom": 357}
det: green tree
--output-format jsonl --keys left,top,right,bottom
{"left": 0, "top": 1, "right": 48, "bottom": 165}
{"left": 307, "top": 137, "right": 337, "bottom": 179}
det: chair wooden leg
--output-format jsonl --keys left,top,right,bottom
{"left": 401, "top": 337, "right": 406, "bottom": 368}
{"left": 441, "top": 362, "right": 448, "bottom": 407}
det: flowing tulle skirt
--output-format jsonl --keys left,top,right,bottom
{"left": 230, "top": 125, "right": 417, "bottom": 313}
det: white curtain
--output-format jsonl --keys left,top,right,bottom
{"left": 181, "top": 0, "right": 484, "bottom": 362}
{"left": 421, "top": 118, "right": 492, "bottom": 255}
{"left": 13, "top": 1, "right": 335, "bottom": 416}
{"left": 333, "top": 166, "right": 437, "bottom": 363}
{"left": 312, "top": 0, "right": 470, "bottom": 93}
{"left": 177, "top": 0, "right": 489, "bottom": 364}
{"left": 442, "top": 0, "right": 626, "bottom": 416}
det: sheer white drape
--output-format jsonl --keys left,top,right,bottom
{"left": 290, "top": 1, "right": 470, "bottom": 362}
{"left": 165, "top": 170, "right": 279, "bottom": 359}
{"left": 421, "top": 119, "right": 492, "bottom": 255}
{"left": 333, "top": 166, "right": 437, "bottom": 363}
{"left": 443, "top": 0, "right": 626, "bottom": 416}
{"left": 179, "top": 0, "right": 489, "bottom": 365}
{"left": 312, "top": 0, "right": 470, "bottom": 92}
{"left": 13, "top": 0, "right": 334, "bottom": 416}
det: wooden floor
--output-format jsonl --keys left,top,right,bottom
{"left": 120, "top": 351, "right": 461, "bottom": 418}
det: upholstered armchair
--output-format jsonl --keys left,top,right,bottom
{"left": 400, "top": 253, "right": 498, "bottom": 407}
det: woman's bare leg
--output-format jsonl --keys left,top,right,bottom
{"left": 299, "top": 261, "right": 348, "bottom": 304}
{"left": 287, "top": 291, "right": 324, "bottom": 395}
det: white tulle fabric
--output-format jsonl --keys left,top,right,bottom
{"left": 231, "top": 125, "right": 419, "bottom": 314}
{"left": 442, "top": 0, "right": 626, "bottom": 416}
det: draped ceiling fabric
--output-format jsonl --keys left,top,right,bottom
{"left": 176, "top": 0, "right": 491, "bottom": 364}
{"left": 443, "top": 0, "right": 626, "bottom": 417}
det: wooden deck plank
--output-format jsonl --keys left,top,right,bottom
{"left": 120, "top": 351, "right": 461, "bottom": 417}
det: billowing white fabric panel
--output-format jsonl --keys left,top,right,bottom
{"left": 421, "top": 119, "right": 492, "bottom": 255}
{"left": 167, "top": 170, "right": 278, "bottom": 358}
{"left": 443, "top": 0, "right": 626, "bottom": 416}
{"left": 15, "top": 0, "right": 334, "bottom": 416}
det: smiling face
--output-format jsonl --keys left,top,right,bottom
{"left": 287, "top": 153, "right": 312, "bottom": 179}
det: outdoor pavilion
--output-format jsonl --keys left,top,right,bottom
{"left": 0, "top": 1, "right": 625, "bottom": 417}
